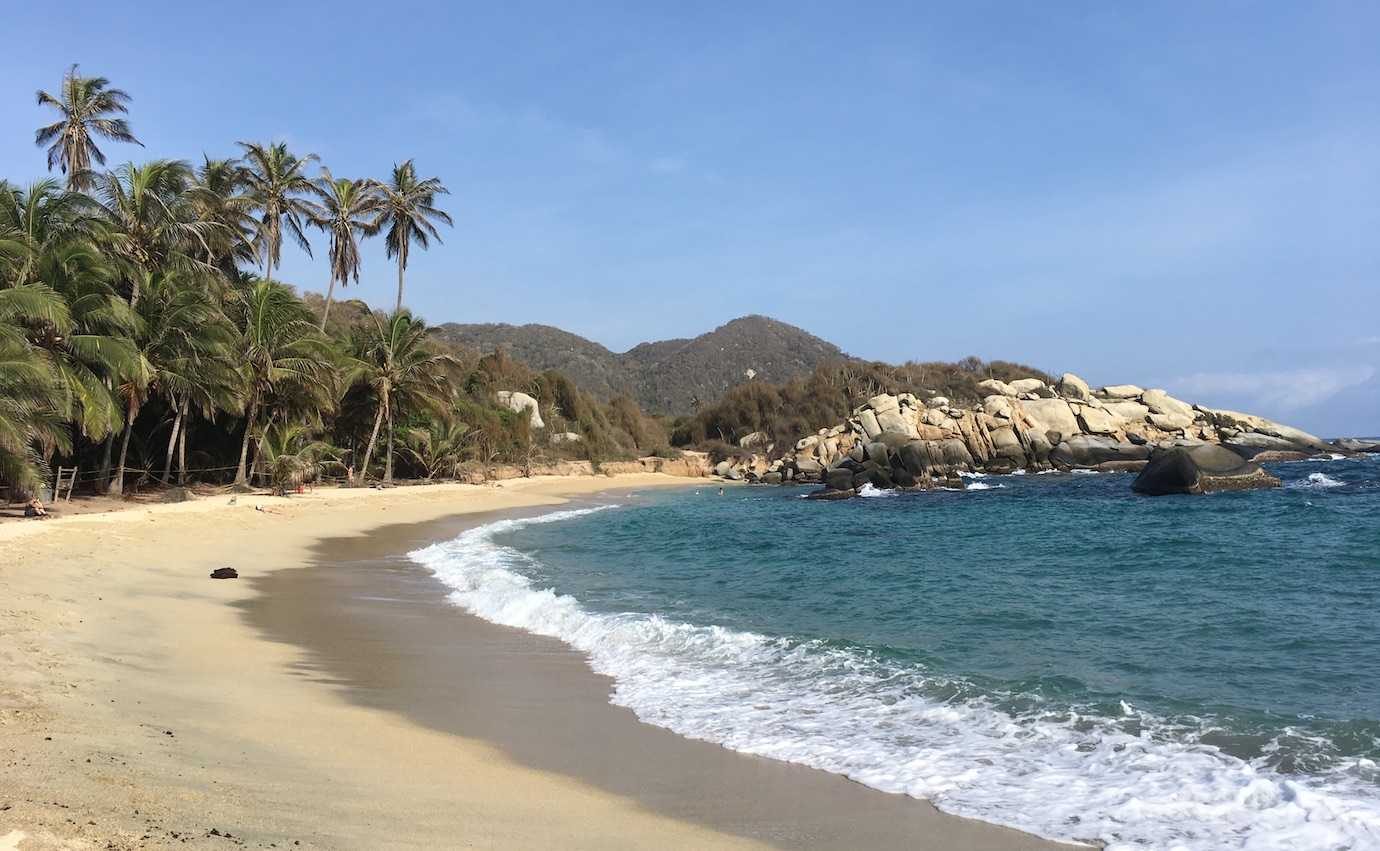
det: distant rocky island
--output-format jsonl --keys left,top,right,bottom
{"left": 707, "top": 374, "right": 1374, "bottom": 498}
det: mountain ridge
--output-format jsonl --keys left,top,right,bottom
{"left": 430, "top": 314, "right": 850, "bottom": 415}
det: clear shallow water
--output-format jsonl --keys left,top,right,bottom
{"left": 410, "top": 456, "right": 1380, "bottom": 850}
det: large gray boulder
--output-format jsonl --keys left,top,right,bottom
{"left": 977, "top": 378, "right": 1017, "bottom": 398}
{"left": 496, "top": 390, "right": 544, "bottom": 429}
{"left": 1050, "top": 435, "right": 1152, "bottom": 467}
{"left": 1056, "top": 373, "right": 1092, "bottom": 401}
{"left": 1102, "top": 400, "right": 1150, "bottom": 424}
{"left": 1100, "top": 384, "right": 1145, "bottom": 400}
{"left": 1132, "top": 444, "right": 1281, "bottom": 495}
{"left": 1142, "top": 389, "right": 1195, "bottom": 421}
{"left": 1021, "top": 398, "right": 1081, "bottom": 437}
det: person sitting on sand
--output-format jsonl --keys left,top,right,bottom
{"left": 24, "top": 497, "right": 49, "bottom": 519}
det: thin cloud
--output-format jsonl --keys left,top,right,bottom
{"left": 1167, "top": 366, "right": 1376, "bottom": 411}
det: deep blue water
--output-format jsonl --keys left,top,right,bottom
{"left": 413, "top": 456, "right": 1380, "bottom": 849}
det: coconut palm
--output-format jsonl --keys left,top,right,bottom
{"left": 400, "top": 417, "right": 471, "bottom": 479}
{"left": 108, "top": 268, "right": 240, "bottom": 496}
{"left": 84, "top": 160, "right": 222, "bottom": 304}
{"left": 231, "top": 278, "right": 335, "bottom": 486}
{"left": 34, "top": 66, "right": 141, "bottom": 191}
{"left": 189, "top": 156, "right": 256, "bottom": 280}
{"left": 372, "top": 161, "right": 452, "bottom": 311}
{"left": 256, "top": 422, "right": 340, "bottom": 495}
{"left": 238, "top": 142, "right": 317, "bottom": 288}
{"left": 0, "top": 180, "right": 138, "bottom": 441}
{"left": 0, "top": 286, "right": 71, "bottom": 493}
{"left": 351, "top": 311, "right": 457, "bottom": 482}
{"left": 306, "top": 169, "right": 381, "bottom": 330}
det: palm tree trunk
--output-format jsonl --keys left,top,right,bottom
{"left": 395, "top": 259, "right": 404, "bottom": 312}
{"left": 320, "top": 276, "right": 336, "bottom": 331}
{"left": 162, "top": 397, "right": 183, "bottom": 485}
{"left": 358, "top": 391, "right": 387, "bottom": 483}
{"left": 98, "top": 432, "right": 115, "bottom": 491}
{"left": 177, "top": 401, "right": 189, "bottom": 485}
{"left": 109, "top": 400, "right": 136, "bottom": 497}
{"left": 385, "top": 403, "right": 395, "bottom": 483}
{"left": 234, "top": 391, "right": 259, "bottom": 485}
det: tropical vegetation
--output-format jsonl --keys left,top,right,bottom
{"left": 1, "top": 67, "right": 668, "bottom": 502}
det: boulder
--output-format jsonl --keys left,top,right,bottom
{"left": 1021, "top": 398, "right": 1081, "bottom": 437}
{"left": 739, "top": 431, "right": 770, "bottom": 449}
{"left": 1099, "top": 384, "right": 1145, "bottom": 400}
{"left": 825, "top": 467, "right": 855, "bottom": 491}
{"left": 713, "top": 460, "right": 733, "bottom": 477}
{"left": 1102, "top": 400, "right": 1150, "bottom": 424}
{"left": 1050, "top": 435, "right": 1151, "bottom": 467}
{"left": 1132, "top": 444, "right": 1281, "bottom": 495}
{"left": 867, "top": 394, "right": 901, "bottom": 415}
{"left": 1077, "top": 406, "right": 1119, "bottom": 435}
{"left": 927, "top": 396, "right": 950, "bottom": 408}
{"left": 1142, "top": 389, "right": 1195, "bottom": 421}
{"left": 1337, "top": 438, "right": 1380, "bottom": 453}
{"left": 983, "top": 395, "right": 1015, "bottom": 419}
{"left": 875, "top": 408, "right": 917, "bottom": 437}
{"left": 1009, "top": 378, "right": 1051, "bottom": 396}
{"left": 760, "top": 472, "right": 784, "bottom": 485}
{"left": 1056, "top": 373, "right": 1092, "bottom": 401}
{"left": 988, "top": 426, "right": 1026, "bottom": 464}
{"left": 551, "top": 431, "right": 582, "bottom": 444}
{"left": 793, "top": 457, "right": 823, "bottom": 474}
{"left": 795, "top": 435, "right": 820, "bottom": 452}
{"left": 808, "top": 486, "right": 857, "bottom": 500}
{"left": 496, "top": 391, "right": 544, "bottom": 429}
{"left": 858, "top": 409, "right": 883, "bottom": 440}
{"left": 1149, "top": 412, "right": 1194, "bottom": 432}
{"left": 977, "top": 378, "right": 1017, "bottom": 398}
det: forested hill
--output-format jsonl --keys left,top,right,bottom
{"left": 430, "top": 315, "right": 849, "bottom": 414}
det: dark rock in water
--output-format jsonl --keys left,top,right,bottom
{"left": 807, "top": 487, "right": 857, "bottom": 500}
{"left": 1132, "top": 445, "right": 1281, "bottom": 495}
{"left": 209, "top": 567, "right": 239, "bottom": 580}
{"left": 1224, "top": 433, "right": 1313, "bottom": 459}
{"left": 1093, "top": 460, "right": 1150, "bottom": 473}
{"left": 825, "top": 467, "right": 855, "bottom": 491}
{"left": 760, "top": 471, "right": 784, "bottom": 484}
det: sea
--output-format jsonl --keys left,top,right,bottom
{"left": 410, "top": 454, "right": 1380, "bottom": 850}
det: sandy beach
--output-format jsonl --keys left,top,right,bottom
{"left": 1, "top": 475, "right": 1073, "bottom": 850}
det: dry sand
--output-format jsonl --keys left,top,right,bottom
{"left": 0, "top": 475, "right": 1075, "bottom": 850}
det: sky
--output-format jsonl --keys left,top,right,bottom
{"left": 2, "top": 1, "right": 1376, "bottom": 436}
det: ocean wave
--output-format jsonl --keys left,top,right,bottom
{"left": 410, "top": 509, "right": 1380, "bottom": 851}
{"left": 964, "top": 481, "right": 1005, "bottom": 491}
{"left": 856, "top": 483, "right": 899, "bottom": 498}
{"left": 1291, "top": 472, "right": 1346, "bottom": 490}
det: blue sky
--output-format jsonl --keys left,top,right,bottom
{"left": 2, "top": 2, "right": 1376, "bottom": 435}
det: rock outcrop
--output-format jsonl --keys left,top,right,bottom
{"left": 734, "top": 372, "right": 1343, "bottom": 498}
{"left": 496, "top": 390, "right": 544, "bottom": 430}
{"left": 1132, "top": 445, "right": 1281, "bottom": 495}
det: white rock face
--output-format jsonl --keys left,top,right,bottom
{"left": 1100, "top": 384, "right": 1145, "bottom": 400}
{"left": 1077, "top": 406, "right": 1119, "bottom": 435}
{"left": 977, "top": 378, "right": 1017, "bottom": 398}
{"left": 1021, "top": 398, "right": 1081, "bottom": 438}
{"left": 496, "top": 391, "right": 544, "bottom": 429}
{"left": 858, "top": 409, "right": 883, "bottom": 440}
{"left": 1142, "top": 389, "right": 1195, "bottom": 421}
{"left": 1056, "top": 373, "right": 1092, "bottom": 401}
{"left": 1009, "top": 378, "right": 1050, "bottom": 396}
{"left": 1102, "top": 400, "right": 1150, "bottom": 424}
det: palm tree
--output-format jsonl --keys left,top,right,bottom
{"left": 372, "top": 161, "right": 452, "bottom": 312}
{"left": 307, "top": 170, "right": 381, "bottom": 330}
{"left": 0, "top": 178, "right": 95, "bottom": 286}
{"left": 351, "top": 311, "right": 456, "bottom": 482}
{"left": 257, "top": 422, "right": 340, "bottom": 495}
{"left": 231, "top": 278, "right": 335, "bottom": 486}
{"left": 0, "top": 285, "right": 71, "bottom": 493}
{"left": 108, "top": 268, "right": 238, "bottom": 496}
{"left": 34, "top": 65, "right": 141, "bottom": 191}
{"left": 400, "top": 417, "right": 470, "bottom": 479}
{"left": 85, "top": 160, "right": 221, "bottom": 304}
{"left": 189, "top": 156, "right": 256, "bottom": 280}
{"left": 238, "top": 142, "right": 316, "bottom": 288}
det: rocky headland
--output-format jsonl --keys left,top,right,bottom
{"left": 712, "top": 373, "right": 1366, "bottom": 497}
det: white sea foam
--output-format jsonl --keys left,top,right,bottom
{"left": 964, "top": 481, "right": 1005, "bottom": 491}
{"left": 410, "top": 508, "right": 1380, "bottom": 851}
{"left": 856, "top": 483, "right": 898, "bottom": 498}
{"left": 960, "top": 470, "right": 988, "bottom": 479}
{"left": 1292, "top": 472, "right": 1345, "bottom": 490}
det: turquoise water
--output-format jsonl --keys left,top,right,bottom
{"left": 411, "top": 456, "right": 1380, "bottom": 849}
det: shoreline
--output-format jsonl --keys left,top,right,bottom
{"left": 1, "top": 474, "right": 1073, "bottom": 849}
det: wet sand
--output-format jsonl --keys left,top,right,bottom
{"left": 242, "top": 494, "right": 1079, "bottom": 850}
